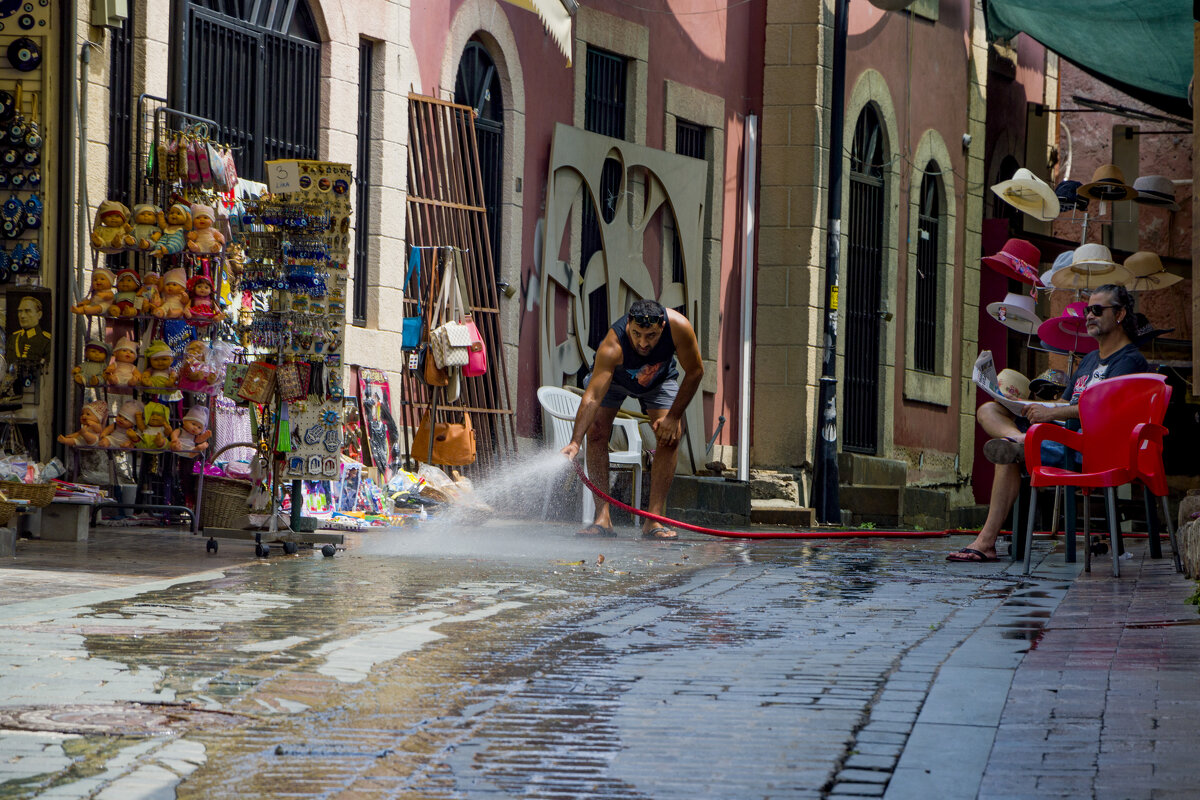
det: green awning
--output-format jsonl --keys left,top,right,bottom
{"left": 985, "top": 0, "right": 1192, "bottom": 108}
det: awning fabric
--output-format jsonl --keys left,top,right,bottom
{"left": 499, "top": 0, "right": 574, "bottom": 66}
{"left": 985, "top": 0, "right": 1192, "bottom": 106}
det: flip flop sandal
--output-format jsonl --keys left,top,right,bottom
{"left": 946, "top": 547, "right": 999, "bottom": 563}
{"left": 642, "top": 526, "right": 678, "bottom": 540}
{"left": 982, "top": 437, "right": 1024, "bottom": 465}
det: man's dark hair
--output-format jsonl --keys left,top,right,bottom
{"left": 1094, "top": 283, "right": 1137, "bottom": 340}
{"left": 628, "top": 298, "right": 666, "bottom": 326}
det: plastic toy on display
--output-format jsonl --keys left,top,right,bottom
{"left": 140, "top": 340, "right": 178, "bottom": 389}
{"left": 71, "top": 267, "right": 116, "bottom": 315}
{"left": 104, "top": 337, "right": 142, "bottom": 388}
{"left": 187, "top": 203, "right": 225, "bottom": 253}
{"left": 100, "top": 400, "right": 144, "bottom": 449}
{"left": 127, "top": 203, "right": 164, "bottom": 251}
{"left": 72, "top": 339, "right": 110, "bottom": 387}
{"left": 138, "top": 402, "right": 173, "bottom": 450}
{"left": 151, "top": 202, "right": 192, "bottom": 258}
{"left": 107, "top": 268, "right": 142, "bottom": 318}
{"left": 153, "top": 267, "right": 190, "bottom": 318}
{"left": 57, "top": 400, "right": 112, "bottom": 447}
{"left": 89, "top": 200, "right": 131, "bottom": 253}
{"left": 170, "top": 406, "right": 212, "bottom": 455}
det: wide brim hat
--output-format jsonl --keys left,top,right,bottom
{"left": 985, "top": 291, "right": 1042, "bottom": 335}
{"left": 1055, "top": 180, "right": 1088, "bottom": 213}
{"left": 1038, "top": 249, "right": 1075, "bottom": 287}
{"left": 1131, "top": 175, "right": 1180, "bottom": 211}
{"left": 981, "top": 238, "right": 1043, "bottom": 287}
{"left": 1123, "top": 251, "right": 1183, "bottom": 292}
{"left": 1133, "top": 313, "right": 1175, "bottom": 346}
{"left": 991, "top": 168, "right": 1059, "bottom": 222}
{"left": 1049, "top": 244, "right": 1132, "bottom": 290}
{"left": 997, "top": 369, "right": 1030, "bottom": 401}
{"left": 1037, "top": 301, "right": 1099, "bottom": 353}
{"left": 1029, "top": 368, "right": 1068, "bottom": 398}
{"left": 1079, "top": 164, "right": 1137, "bottom": 202}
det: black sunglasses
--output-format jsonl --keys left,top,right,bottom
{"left": 629, "top": 312, "right": 665, "bottom": 326}
{"left": 1085, "top": 304, "right": 1119, "bottom": 317}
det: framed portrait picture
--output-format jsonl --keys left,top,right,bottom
{"left": 5, "top": 287, "right": 52, "bottom": 365}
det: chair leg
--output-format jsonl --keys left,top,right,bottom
{"left": 1105, "top": 486, "right": 1121, "bottom": 578}
{"left": 1083, "top": 492, "right": 1091, "bottom": 574}
{"left": 1010, "top": 484, "right": 1024, "bottom": 562}
{"left": 632, "top": 465, "right": 642, "bottom": 512}
{"left": 1064, "top": 487, "right": 1077, "bottom": 564}
{"left": 1162, "top": 495, "right": 1182, "bottom": 574}
{"left": 1023, "top": 487, "right": 1038, "bottom": 576}
{"left": 1143, "top": 484, "right": 1163, "bottom": 559}
{"left": 1050, "top": 486, "right": 1062, "bottom": 537}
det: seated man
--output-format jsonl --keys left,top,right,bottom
{"left": 948, "top": 284, "right": 1148, "bottom": 563}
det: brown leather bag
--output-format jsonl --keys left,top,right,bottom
{"left": 412, "top": 410, "right": 476, "bottom": 465}
{"left": 418, "top": 343, "right": 449, "bottom": 386}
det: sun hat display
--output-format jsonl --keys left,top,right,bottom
{"left": 1047, "top": 243, "right": 1132, "bottom": 290}
{"left": 981, "top": 238, "right": 1043, "bottom": 287}
{"left": 1037, "top": 301, "right": 1099, "bottom": 354}
{"left": 1055, "top": 180, "right": 1089, "bottom": 213}
{"left": 990, "top": 168, "right": 1059, "bottom": 222}
{"left": 1029, "top": 368, "right": 1068, "bottom": 400}
{"left": 1132, "top": 313, "right": 1174, "bottom": 346}
{"left": 1038, "top": 250, "right": 1074, "bottom": 288}
{"left": 996, "top": 369, "right": 1031, "bottom": 401}
{"left": 1079, "top": 164, "right": 1138, "bottom": 202}
{"left": 985, "top": 291, "right": 1042, "bottom": 335}
{"left": 1131, "top": 175, "right": 1180, "bottom": 211}
{"left": 1123, "top": 251, "right": 1183, "bottom": 292}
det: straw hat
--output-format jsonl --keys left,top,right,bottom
{"left": 1131, "top": 175, "right": 1180, "bottom": 211}
{"left": 1037, "top": 301, "right": 1099, "bottom": 354}
{"left": 984, "top": 291, "right": 1042, "bottom": 335}
{"left": 1055, "top": 180, "right": 1089, "bottom": 213}
{"left": 1029, "top": 369, "right": 1068, "bottom": 400}
{"left": 1038, "top": 250, "right": 1074, "bottom": 287}
{"left": 1123, "top": 251, "right": 1182, "bottom": 292}
{"left": 1079, "top": 164, "right": 1137, "bottom": 202}
{"left": 1048, "top": 244, "right": 1132, "bottom": 290}
{"left": 981, "top": 238, "right": 1043, "bottom": 287}
{"left": 996, "top": 369, "right": 1030, "bottom": 401}
{"left": 990, "top": 168, "right": 1059, "bottom": 222}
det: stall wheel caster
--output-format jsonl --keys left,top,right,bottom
{"left": 255, "top": 543, "right": 270, "bottom": 558}
{"left": 283, "top": 541, "right": 298, "bottom": 556}
{"left": 321, "top": 544, "right": 336, "bottom": 558}
{"left": 206, "top": 537, "right": 218, "bottom": 554}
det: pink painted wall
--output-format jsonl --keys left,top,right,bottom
{"left": 410, "top": 1, "right": 765, "bottom": 442}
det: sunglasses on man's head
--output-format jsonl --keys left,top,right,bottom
{"left": 1085, "top": 304, "right": 1119, "bottom": 317}
{"left": 629, "top": 312, "right": 665, "bottom": 326}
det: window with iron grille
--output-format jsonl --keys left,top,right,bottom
{"left": 352, "top": 39, "right": 375, "bottom": 327}
{"left": 455, "top": 41, "right": 504, "bottom": 282}
{"left": 914, "top": 163, "right": 941, "bottom": 373}
{"left": 670, "top": 119, "right": 706, "bottom": 285}
{"left": 107, "top": 9, "right": 135, "bottom": 208}
{"left": 582, "top": 46, "right": 627, "bottom": 350}
{"left": 174, "top": 0, "right": 321, "bottom": 183}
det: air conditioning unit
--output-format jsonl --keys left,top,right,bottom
{"left": 91, "top": 0, "right": 129, "bottom": 29}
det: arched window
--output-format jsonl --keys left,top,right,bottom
{"left": 914, "top": 162, "right": 942, "bottom": 373}
{"left": 175, "top": 0, "right": 321, "bottom": 182}
{"left": 844, "top": 105, "right": 887, "bottom": 454}
{"left": 455, "top": 41, "right": 505, "bottom": 281}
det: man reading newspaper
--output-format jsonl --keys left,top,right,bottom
{"left": 948, "top": 284, "right": 1148, "bottom": 563}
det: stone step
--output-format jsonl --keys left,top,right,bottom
{"left": 667, "top": 475, "right": 751, "bottom": 527}
{"left": 839, "top": 484, "right": 902, "bottom": 526}
{"left": 750, "top": 499, "right": 815, "bottom": 527}
{"left": 902, "top": 486, "right": 949, "bottom": 530}
{"left": 838, "top": 453, "right": 908, "bottom": 488}
{"left": 749, "top": 470, "right": 800, "bottom": 504}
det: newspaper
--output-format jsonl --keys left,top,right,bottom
{"left": 972, "top": 351, "right": 1063, "bottom": 416}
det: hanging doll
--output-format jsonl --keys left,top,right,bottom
{"left": 89, "top": 200, "right": 131, "bottom": 254}
{"left": 183, "top": 274, "right": 217, "bottom": 322}
{"left": 103, "top": 336, "right": 141, "bottom": 388}
{"left": 138, "top": 402, "right": 173, "bottom": 449}
{"left": 125, "top": 203, "right": 163, "bottom": 251}
{"left": 153, "top": 268, "right": 190, "bottom": 319}
{"left": 150, "top": 203, "right": 192, "bottom": 258}
{"left": 170, "top": 406, "right": 212, "bottom": 456}
{"left": 70, "top": 267, "right": 116, "bottom": 315}
{"left": 57, "top": 400, "right": 112, "bottom": 447}
{"left": 72, "top": 339, "right": 111, "bottom": 387}
{"left": 137, "top": 270, "right": 162, "bottom": 315}
{"left": 107, "top": 268, "right": 142, "bottom": 318}
{"left": 177, "top": 340, "right": 219, "bottom": 393}
{"left": 100, "top": 399, "right": 143, "bottom": 449}
{"left": 139, "top": 340, "right": 178, "bottom": 389}
{"left": 187, "top": 203, "right": 225, "bottom": 254}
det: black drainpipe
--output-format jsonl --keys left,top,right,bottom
{"left": 52, "top": 2, "right": 78, "bottom": 459}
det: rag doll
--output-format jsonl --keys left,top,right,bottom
{"left": 71, "top": 267, "right": 116, "bottom": 316}
{"left": 125, "top": 203, "right": 163, "bottom": 251}
{"left": 100, "top": 399, "right": 143, "bottom": 448}
{"left": 138, "top": 402, "right": 173, "bottom": 449}
{"left": 57, "top": 400, "right": 112, "bottom": 447}
{"left": 170, "top": 406, "right": 212, "bottom": 455}
{"left": 72, "top": 340, "right": 111, "bottom": 387}
{"left": 183, "top": 275, "right": 217, "bottom": 322}
{"left": 186, "top": 204, "right": 225, "bottom": 253}
{"left": 103, "top": 337, "right": 141, "bottom": 388}
{"left": 151, "top": 203, "right": 192, "bottom": 258}
{"left": 89, "top": 200, "right": 131, "bottom": 254}
{"left": 107, "top": 268, "right": 142, "bottom": 318}
{"left": 153, "top": 268, "right": 190, "bottom": 319}
{"left": 139, "top": 340, "right": 178, "bottom": 389}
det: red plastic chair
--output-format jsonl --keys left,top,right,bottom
{"left": 1021, "top": 374, "right": 1169, "bottom": 577}
{"left": 1134, "top": 382, "right": 1181, "bottom": 573}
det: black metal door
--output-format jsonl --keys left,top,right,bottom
{"left": 454, "top": 42, "right": 504, "bottom": 282}
{"left": 843, "top": 107, "right": 886, "bottom": 454}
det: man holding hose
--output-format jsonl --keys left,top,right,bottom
{"left": 561, "top": 299, "right": 704, "bottom": 539}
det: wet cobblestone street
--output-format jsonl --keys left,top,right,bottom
{"left": 2, "top": 521, "right": 1197, "bottom": 799}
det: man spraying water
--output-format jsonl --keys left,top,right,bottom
{"left": 560, "top": 299, "right": 704, "bottom": 539}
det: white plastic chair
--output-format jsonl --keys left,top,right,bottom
{"left": 537, "top": 386, "right": 644, "bottom": 523}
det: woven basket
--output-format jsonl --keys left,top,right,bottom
{"left": 1, "top": 481, "right": 56, "bottom": 508}
{"left": 0, "top": 500, "right": 17, "bottom": 526}
{"left": 199, "top": 441, "right": 257, "bottom": 530}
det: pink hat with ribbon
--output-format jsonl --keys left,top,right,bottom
{"left": 1037, "top": 301, "right": 1099, "bottom": 354}
{"left": 981, "top": 238, "right": 1043, "bottom": 287}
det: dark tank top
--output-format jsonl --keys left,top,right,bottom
{"left": 606, "top": 314, "right": 679, "bottom": 395}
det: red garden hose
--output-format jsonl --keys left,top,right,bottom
{"left": 572, "top": 462, "right": 951, "bottom": 540}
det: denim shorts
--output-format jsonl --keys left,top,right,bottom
{"left": 1015, "top": 417, "right": 1081, "bottom": 469}
{"left": 585, "top": 375, "right": 679, "bottom": 412}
